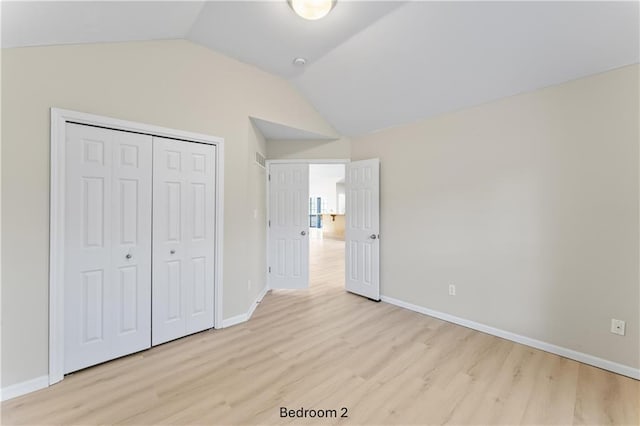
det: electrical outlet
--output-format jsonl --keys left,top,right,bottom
{"left": 611, "top": 319, "right": 626, "bottom": 336}
{"left": 448, "top": 284, "right": 456, "bottom": 296}
{"left": 248, "top": 279, "right": 252, "bottom": 291}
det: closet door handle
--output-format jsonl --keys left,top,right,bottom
{"left": 170, "top": 249, "right": 176, "bottom": 255}
{"left": 125, "top": 254, "right": 132, "bottom": 260}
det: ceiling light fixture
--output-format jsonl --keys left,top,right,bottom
{"left": 293, "top": 57, "right": 307, "bottom": 66}
{"left": 288, "top": 0, "right": 336, "bottom": 20}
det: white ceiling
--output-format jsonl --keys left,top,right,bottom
{"left": 3, "top": 1, "right": 638, "bottom": 137}
{"left": 250, "top": 117, "right": 336, "bottom": 140}
{"left": 188, "top": 1, "right": 404, "bottom": 79}
{"left": 1, "top": 1, "right": 205, "bottom": 47}
{"left": 294, "top": 1, "right": 640, "bottom": 135}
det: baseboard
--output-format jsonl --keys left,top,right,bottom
{"left": 381, "top": 295, "right": 640, "bottom": 380}
{"left": 3, "top": 287, "right": 266, "bottom": 401}
{"left": 222, "top": 285, "right": 270, "bottom": 328}
{"left": 0, "top": 375, "right": 49, "bottom": 401}
{"left": 247, "top": 285, "right": 269, "bottom": 320}
{"left": 222, "top": 313, "right": 247, "bottom": 328}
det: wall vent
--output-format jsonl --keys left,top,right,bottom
{"left": 255, "top": 151, "right": 266, "bottom": 169}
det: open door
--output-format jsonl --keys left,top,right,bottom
{"left": 268, "top": 163, "right": 309, "bottom": 289}
{"left": 345, "top": 159, "right": 380, "bottom": 300}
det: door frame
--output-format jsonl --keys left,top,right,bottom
{"left": 265, "top": 159, "right": 350, "bottom": 290}
{"left": 49, "top": 108, "right": 225, "bottom": 385}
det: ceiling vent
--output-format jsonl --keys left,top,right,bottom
{"left": 255, "top": 151, "right": 266, "bottom": 169}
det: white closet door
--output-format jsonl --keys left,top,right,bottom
{"left": 64, "top": 123, "right": 152, "bottom": 374}
{"left": 152, "top": 137, "right": 216, "bottom": 345}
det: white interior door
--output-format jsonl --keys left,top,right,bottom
{"left": 64, "top": 123, "right": 152, "bottom": 373}
{"left": 268, "top": 163, "right": 309, "bottom": 289}
{"left": 345, "top": 159, "right": 380, "bottom": 300}
{"left": 152, "top": 137, "right": 216, "bottom": 346}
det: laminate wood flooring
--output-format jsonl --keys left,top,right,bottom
{"left": 2, "top": 238, "right": 638, "bottom": 425}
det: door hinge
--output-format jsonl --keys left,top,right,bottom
{"left": 268, "top": 174, "right": 271, "bottom": 181}
{"left": 269, "top": 266, "right": 271, "bottom": 273}
{"left": 268, "top": 220, "right": 271, "bottom": 227}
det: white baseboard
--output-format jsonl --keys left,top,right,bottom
{"left": 222, "top": 285, "right": 269, "bottom": 328}
{"left": 3, "top": 287, "right": 270, "bottom": 401}
{"left": 0, "top": 375, "right": 49, "bottom": 401}
{"left": 381, "top": 295, "right": 640, "bottom": 380}
{"left": 247, "top": 285, "right": 269, "bottom": 320}
{"left": 222, "top": 313, "right": 247, "bottom": 328}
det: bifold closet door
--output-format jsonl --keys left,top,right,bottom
{"left": 64, "top": 123, "right": 152, "bottom": 374}
{"left": 152, "top": 137, "right": 216, "bottom": 346}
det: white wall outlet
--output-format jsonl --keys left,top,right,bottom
{"left": 253, "top": 209, "right": 258, "bottom": 219}
{"left": 611, "top": 319, "right": 626, "bottom": 336}
{"left": 448, "top": 284, "right": 456, "bottom": 296}
{"left": 248, "top": 279, "right": 252, "bottom": 291}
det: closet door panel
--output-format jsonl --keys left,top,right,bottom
{"left": 152, "top": 138, "right": 188, "bottom": 345}
{"left": 152, "top": 137, "right": 216, "bottom": 345}
{"left": 64, "top": 124, "right": 152, "bottom": 374}
{"left": 185, "top": 143, "right": 216, "bottom": 334}
{"left": 111, "top": 133, "right": 153, "bottom": 354}
{"left": 65, "top": 124, "right": 114, "bottom": 373}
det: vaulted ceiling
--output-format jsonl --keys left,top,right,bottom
{"left": 3, "top": 1, "right": 638, "bottom": 136}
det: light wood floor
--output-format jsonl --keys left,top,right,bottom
{"left": 2, "top": 237, "right": 639, "bottom": 425}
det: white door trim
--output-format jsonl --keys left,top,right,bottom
{"left": 265, "top": 159, "right": 349, "bottom": 290}
{"left": 266, "top": 159, "right": 351, "bottom": 165}
{"left": 49, "top": 108, "right": 225, "bottom": 385}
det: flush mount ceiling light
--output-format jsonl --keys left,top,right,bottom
{"left": 288, "top": 0, "right": 336, "bottom": 20}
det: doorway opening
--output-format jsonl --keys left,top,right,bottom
{"left": 308, "top": 164, "right": 346, "bottom": 292}
{"left": 267, "top": 158, "right": 378, "bottom": 299}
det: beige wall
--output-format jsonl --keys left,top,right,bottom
{"left": 2, "top": 39, "right": 636, "bottom": 391}
{"left": 247, "top": 121, "right": 268, "bottom": 305}
{"left": 266, "top": 137, "right": 350, "bottom": 160}
{"left": 352, "top": 65, "right": 640, "bottom": 369}
{"left": 0, "top": 40, "right": 336, "bottom": 387}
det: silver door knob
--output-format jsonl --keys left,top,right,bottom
{"left": 301, "top": 231, "right": 307, "bottom": 236}
{"left": 369, "top": 234, "right": 377, "bottom": 240}
{"left": 170, "top": 249, "right": 176, "bottom": 254}
{"left": 125, "top": 254, "right": 132, "bottom": 259}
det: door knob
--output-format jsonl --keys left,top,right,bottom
{"left": 369, "top": 234, "right": 377, "bottom": 240}
{"left": 170, "top": 249, "right": 176, "bottom": 255}
{"left": 125, "top": 253, "right": 132, "bottom": 259}
{"left": 301, "top": 231, "right": 307, "bottom": 236}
